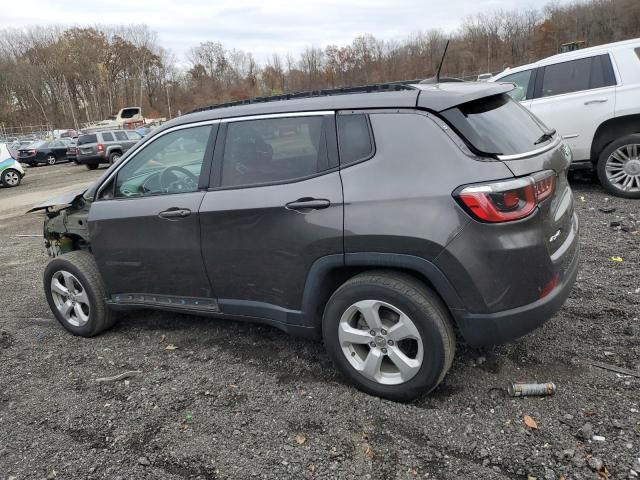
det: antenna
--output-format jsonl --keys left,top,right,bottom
{"left": 436, "top": 40, "right": 450, "bottom": 83}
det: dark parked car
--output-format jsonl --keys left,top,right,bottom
{"left": 33, "top": 82, "right": 578, "bottom": 401}
{"left": 76, "top": 130, "right": 142, "bottom": 170}
{"left": 18, "top": 139, "right": 72, "bottom": 166}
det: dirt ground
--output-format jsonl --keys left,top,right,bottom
{"left": 0, "top": 162, "right": 638, "bottom": 480}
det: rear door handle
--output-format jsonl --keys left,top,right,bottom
{"left": 158, "top": 208, "right": 191, "bottom": 219}
{"left": 584, "top": 99, "right": 608, "bottom": 105}
{"left": 285, "top": 197, "right": 331, "bottom": 212}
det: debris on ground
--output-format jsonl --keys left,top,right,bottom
{"left": 523, "top": 415, "right": 538, "bottom": 430}
{"left": 95, "top": 370, "right": 142, "bottom": 383}
{"left": 508, "top": 382, "right": 556, "bottom": 397}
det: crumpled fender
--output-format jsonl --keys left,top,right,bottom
{"left": 27, "top": 188, "right": 86, "bottom": 213}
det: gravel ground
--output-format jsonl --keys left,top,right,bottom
{"left": 0, "top": 163, "right": 638, "bottom": 480}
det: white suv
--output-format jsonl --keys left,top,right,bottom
{"left": 491, "top": 38, "right": 640, "bottom": 198}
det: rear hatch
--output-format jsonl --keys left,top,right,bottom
{"left": 439, "top": 92, "right": 576, "bottom": 260}
{"left": 77, "top": 134, "right": 98, "bottom": 156}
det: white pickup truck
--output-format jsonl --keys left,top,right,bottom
{"left": 490, "top": 38, "right": 640, "bottom": 198}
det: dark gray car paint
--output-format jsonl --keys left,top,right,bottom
{"left": 88, "top": 191, "right": 213, "bottom": 298}
{"left": 199, "top": 170, "right": 344, "bottom": 311}
{"left": 39, "top": 85, "right": 579, "bottom": 347}
{"left": 341, "top": 112, "right": 513, "bottom": 258}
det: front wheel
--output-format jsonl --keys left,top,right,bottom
{"left": 1, "top": 169, "right": 21, "bottom": 187}
{"left": 597, "top": 134, "right": 640, "bottom": 199}
{"left": 322, "top": 271, "right": 455, "bottom": 402}
{"left": 44, "top": 251, "right": 116, "bottom": 337}
{"left": 46, "top": 154, "right": 57, "bottom": 166}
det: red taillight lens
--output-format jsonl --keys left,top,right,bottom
{"left": 97, "top": 143, "right": 105, "bottom": 153}
{"left": 455, "top": 171, "right": 556, "bottom": 223}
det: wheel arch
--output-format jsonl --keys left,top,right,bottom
{"left": 591, "top": 114, "right": 640, "bottom": 163}
{"left": 300, "top": 253, "right": 464, "bottom": 332}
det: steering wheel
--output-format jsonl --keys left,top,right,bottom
{"left": 159, "top": 166, "right": 198, "bottom": 193}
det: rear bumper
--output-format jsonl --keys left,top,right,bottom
{"left": 452, "top": 239, "right": 579, "bottom": 347}
{"left": 77, "top": 154, "right": 104, "bottom": 164}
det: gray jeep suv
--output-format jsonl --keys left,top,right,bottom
{"left": 32, "top": 82, "right": 579, "bottom": 401}
{"left": 76, "top": 130, "right": 142, "bottom": 169}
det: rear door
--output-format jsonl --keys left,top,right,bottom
{"left": 199, "top": 112, "right": 343, "bottom": 315}
{"left": 529, "top": 54, "right": 617, "bottom": 161}
{"left": 88, "top": 123, "right": 217, "bottom": 301}
{"left": 114, "top": 130, "right": 135, "bottom": 151}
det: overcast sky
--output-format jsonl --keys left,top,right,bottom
{"left": 4, "top": 0, "right": 572, "bottom": 62}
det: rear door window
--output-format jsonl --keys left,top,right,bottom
{"left": 441, "top": 94, "right": 552, "bottom": 156}
{"left": 337, "top": 114, "right": 374, "bottom": 165}
{"left": 220, "top": 116, "right": 327, "bottom": 187}
{"left": 539, "top": 55, "right": 615, "bottom": 98}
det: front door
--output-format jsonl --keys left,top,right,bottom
{"left": 199, "top": 113, "right": 343, "bottom": 316}
{"left": 88, "top": 124, "right": 217, "bottom": 300}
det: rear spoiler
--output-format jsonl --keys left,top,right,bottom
{"left": 414, "top": 82, "right": 514, "bottom": 112}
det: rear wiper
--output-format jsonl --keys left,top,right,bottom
{"left": 534, "top": 129, "right": 556, "bottom": 145}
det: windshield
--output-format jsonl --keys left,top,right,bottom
{"left": 440, "top": 94, "right": 553, "bottom": 156}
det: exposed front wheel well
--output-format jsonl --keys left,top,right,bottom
{"left": 591, "top": 115, "right": 640, "bottom": 163}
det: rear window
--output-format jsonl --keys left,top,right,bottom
{"left": 26, "top": 141, "right": 47, "bottom": 149}
{"left": 77, "top": 134, "right": 97, "bottom": 145}
{"left": 441, "top": 94, "right": 551, "bottom": 156}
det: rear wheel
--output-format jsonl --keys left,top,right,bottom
{"left": 1, "top": 169, "right": 21, "bottom": 187}
{"left": 109, "top": 152, "right": 121, "bottom": 164}
{"left": 322, "top": 271, "right": 455, "bottom": 402}
{"left": 44, "top": 251, "right": 116, "bottom": 337}
{"left": 85, "top": 162, "right": 99, "bottom": 170}
{"left": 46, "top": 154, "right": 57, "bottom": 166}
{"left": 597, "top": 134, "right": 640, "bottom": 199}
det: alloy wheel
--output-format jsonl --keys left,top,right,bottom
{"left": 47, "top": 155, "right": 56, "bottom": 165}
{"left": 3, "top": 170, "right": 20, "bottom": 186}
{"left": 338, "top": 300, "right": 423, "bottom": 385}
{"left": 605, "top": 143, "right": 640, "bottom": 193}
{"left": 50, "top": 270, "right": 91, "bottom": 327}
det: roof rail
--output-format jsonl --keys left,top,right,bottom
{"left": 187, "top": 80, "right": 422, "bottom": 115}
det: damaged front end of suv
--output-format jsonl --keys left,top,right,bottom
{"left": 28, "top": 189, "right": 92, "bottom": 257}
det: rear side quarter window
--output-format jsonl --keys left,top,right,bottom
{"left": 337, "top": 114, "right": 374, "bottom": 166}
{"left": 102, "top": 132, "right": 114, "bottom": 142}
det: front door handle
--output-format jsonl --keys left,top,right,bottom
{"left": 285, "top": 197, "right": 331, "bottom": 212}
{"left": 158, "top": 208, "right": 191, "bottom": 219}
{"left": 584, "top": 99, "right": 608, "bottom": 105}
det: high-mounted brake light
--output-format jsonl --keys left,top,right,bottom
{"left": 454, "top": 171, "right": 555, "bottom": 223}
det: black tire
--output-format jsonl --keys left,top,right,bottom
{"left": 43, "top": 251, "right": 116, "bottom": 337}
{"left": 46, "top": 154, "right": 57, "bottom": 166}
{"left": 322, "top": 271, "right": 455, "bottom": 402}
{"left": 108, "top": 151, "right": 122, "bottom": 164}
{"left": 1, "top": 169, "right": 22, "bottom": 187}
{"left": 597, "top": 133, "right": 640, "bottom": 199}
{"left": 85, "top": 162, "right": 99, "bottom": 170}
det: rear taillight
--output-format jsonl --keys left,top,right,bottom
{"left": 455, "top": 170, "right": 556, "bottom": 223}
{"left": 97, "top": 144, "right": 105, "bottom": 154}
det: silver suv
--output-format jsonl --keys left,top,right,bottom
{"left": 76, "top": 130, "right": 142, "bottom": 170}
